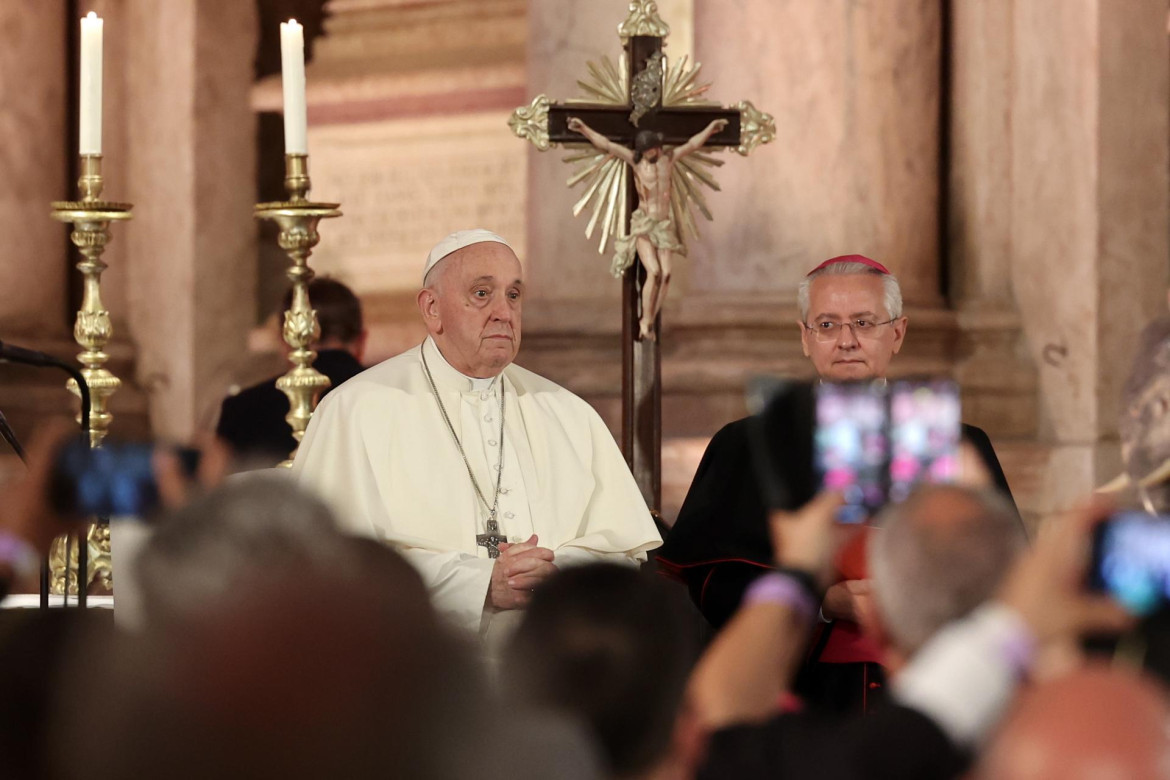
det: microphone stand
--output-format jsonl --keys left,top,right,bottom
{"left": 0, "top": 342, "right": 92, "bottom": 609}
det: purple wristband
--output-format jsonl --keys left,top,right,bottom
{"left": 995, "top": 610, "right": 1039, "bottom": 679}
{"left": 0, "top": 531, "right": 39, "bottom": 581}
{"left": 743, "top": 572, "right": 818, "bottom": 621}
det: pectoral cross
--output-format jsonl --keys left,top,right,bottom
{"left": 509, "top": 1, "right": 774, "bottom": 514}
{"left": 476, "top": 520, "right": 506, "bottom": 559}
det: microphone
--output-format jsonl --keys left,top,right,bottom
{"left": 0, "top": 338, "right": 92, "bottom": 449}
{"left": 0, "top": 340, "right": 70, "bottom": 368}
{"left": 0, "top": 339, "right": 93, "bottom": 610}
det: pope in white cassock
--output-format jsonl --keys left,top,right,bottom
{"left": 292, "top": 229, "right": 661, "bottom": 645}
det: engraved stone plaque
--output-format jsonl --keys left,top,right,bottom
{"left": 306, "top": 112, "right": 528, "bottom": 293}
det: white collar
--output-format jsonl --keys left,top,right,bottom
{"left": 422, "top": 337, "right": 504, "bottom": 394}
{"left": 816, "top": 376, "right": 888, "bottom": 387}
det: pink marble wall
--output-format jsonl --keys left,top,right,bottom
{"left": 524, "top": 0, "right": 632, "bottom": 329}
{"left": 949, "top": 0, "right": 1015, "bottom": 308}
{"left": 1009, "top": 0, "right": 1168, "bottom": 508}
{"left": 0, "top": 2, "right": 68, "bottom": 337}
{"left": 690, "top": 0, "right": 942, "bottom": 306}
{"left": 124, "top": 0, "right": 257, "bottom": 439}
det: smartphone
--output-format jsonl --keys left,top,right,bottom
{"left": 1090, "top": 511, "right": 1170, "bottom": 616}
{"left": 814, "top": 382, "right": 890, "bottom": 524}
{"left": 888, "top": 379, "right": 961, "bottom": 503}
{"left": 50, "top": 439, "right": 200, "bottom": 518}
{"left": 813, "top": 379, "right": 961, "bottom": 523}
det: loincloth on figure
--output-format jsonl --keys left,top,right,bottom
{"left": 612, "top": 207, "right": 687, "bottom": 277}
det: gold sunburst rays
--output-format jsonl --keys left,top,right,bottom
{"left": 662, "top": 55, "right": 717, "bottom": 108}
{"left": 565, "top": 149, "right": 629, "bottom": 255}
{"left": 670, "top": 153, "right": 724, "bottom": 243}
{"left": 567, "top": 55, "right": 629, "bottom": 106}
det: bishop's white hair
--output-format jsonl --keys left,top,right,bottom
{"left": 797, "top": 261, "right": 904, "bottom": 322}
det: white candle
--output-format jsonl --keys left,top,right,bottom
{"left": 79, "top": 12, "right": 103, "bottom": 155}
{"left": 280, "top": 19, "right": 308, "bottom": 155}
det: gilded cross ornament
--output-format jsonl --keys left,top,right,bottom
{"left": 618, "top": 0, "right": 671, "bottom": 43}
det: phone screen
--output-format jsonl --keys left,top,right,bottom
{"left": 815, "top": 383, "right": 889, "bottom": 524}
{"left": 1091, "top": 511, "right": 1170, "bottom": 616}
{"left": 889, "top": 379, "right": 961, "bottom": 503}
{"left": 52, "top": 440, "right": 160, "bottom": 518}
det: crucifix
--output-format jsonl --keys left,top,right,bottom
{"left": 509, "top": 1, "right": 774, "bottom": 512}
{"left": 476, "top": 525, "right": 507, "bottom": 559}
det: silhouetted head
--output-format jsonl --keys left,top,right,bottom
{"left": 503, "top": 564, "right": 700, "bottom": 777}
{"left": 978, "top": 664, "right": 1170, "bottom": 780}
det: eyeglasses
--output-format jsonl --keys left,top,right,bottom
{"left": 803, "top": 318, "right": 897, "bottom": 342}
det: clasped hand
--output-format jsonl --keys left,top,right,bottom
{"left": 489, "top": 534, "right": 557, "bottom": 610}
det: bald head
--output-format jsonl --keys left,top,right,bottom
{"left": 979, "top": 665, "right": 1170, "bottom": 780}
{"left": 868, "top": 485, "right": 1026, "bottom": 655}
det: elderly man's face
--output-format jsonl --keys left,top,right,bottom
{"left": 419, "top": 242, "right": 523, "bottom": 378}
{"left": 798, "top": 273, "right": 907, "bottom": 381}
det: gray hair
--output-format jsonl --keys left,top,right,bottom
{"left": 868, "top": 485, "right": 1025, "bottom": 654}
{"left": 136, "top": 476, "right": 350, "bottom": 625}
{"left": 422, "top": 258, "right": 447, "bottom": 290}
{"left": 797, "top": 261, "right": 903, "bottom": 322}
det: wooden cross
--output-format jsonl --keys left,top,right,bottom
{"left": 510, "top": 2, "right": 773, "bottom": 514}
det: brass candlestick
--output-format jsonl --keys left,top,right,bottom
{"left": 48, "top": 154, "right": 132, "bottom": 596}
{"left": 52, "top": 155, "right": 132, "bottom": 448}
{"left": 255, "top": 153, "right": 341, "bottom": 467}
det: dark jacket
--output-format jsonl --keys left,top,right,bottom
{"left": 216, "top": 349, "right": 364, "bottom": 467}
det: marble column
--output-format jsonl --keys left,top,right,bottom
{"left": 123, "top": 0, "right": 257, "bottom": 440}
{"left": 1009, "top": 0, "right": 1169, "bottom": 514}
{"left": 948, "top": 0, "right": 1038, "bottom": 445}
{"left": 0, "top": 2, "right": 68, "bottom": 338}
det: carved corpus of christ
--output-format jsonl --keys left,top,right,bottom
{"left": 567, "top": 116, "right": 728, "bottom": 340}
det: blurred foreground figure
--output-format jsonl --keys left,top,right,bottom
{"left": 688, "top": 486, "right": 1131, "bottom": 779}
{"left": 55, "top": 479, "right": 599, "bottom": 780}
{"left": 55, "top": 481, "right": 481, "bottom": 779}
{"left": 866, "top": 486, "right": 1026, "bottom": 670}
{"left": 977, "top": 664, "right": 1170, "bottom": 780}
{"left": 504, "top": 564, "right": 703, "bottom": 779}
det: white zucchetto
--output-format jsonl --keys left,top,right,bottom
{"left": 423, "top": 229, "right": 512, "bottom": 284}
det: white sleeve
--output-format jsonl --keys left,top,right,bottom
{"left": 556, "top": 407, "right": 661, "bottom": 561}
{"left": 892, "top": 602, "right": 1036, "bottom": 748}
{"left": 397, "top": 547, "right": 495, "bottom": 635}
{"left": 553, "top": 546, "right": 642, "bottom": 570}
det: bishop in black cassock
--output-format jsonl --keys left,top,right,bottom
{"left": 658, "top": 255, "right": 1020, "bottom": 714}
